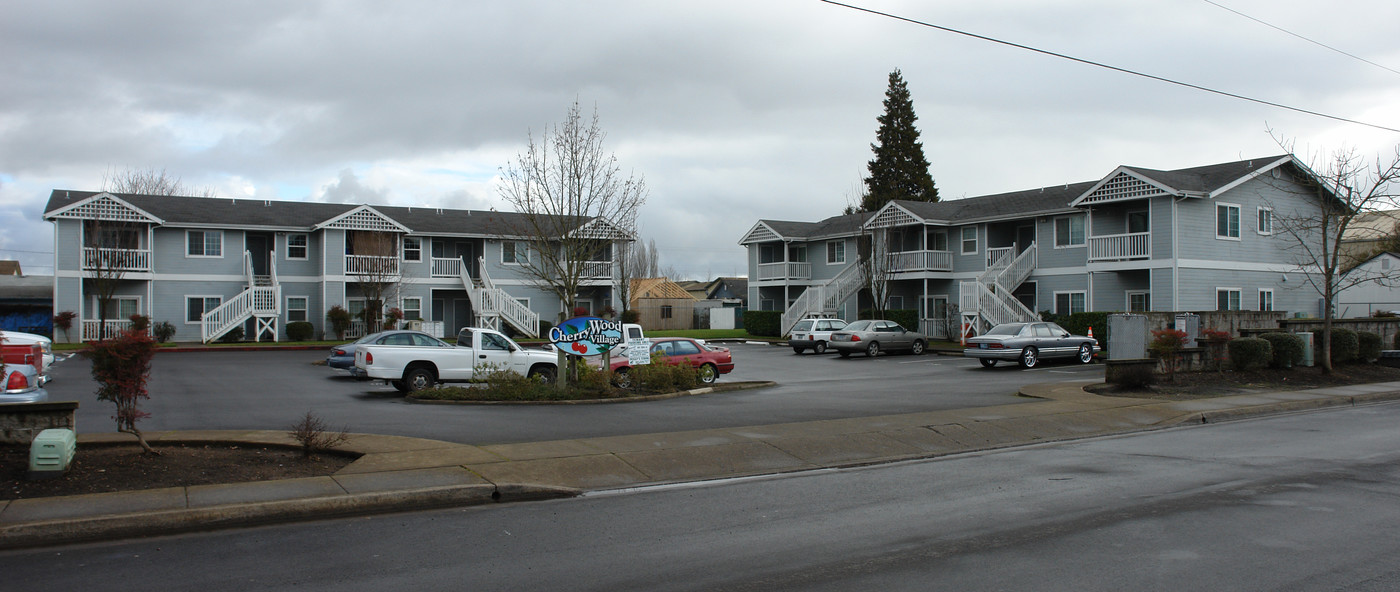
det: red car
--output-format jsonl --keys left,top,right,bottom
{"left": 606, "top": 337, "right": 734, "bottom": 387}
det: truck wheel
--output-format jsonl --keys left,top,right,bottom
{"left": 391, "top": 380, "right": 409, "bottom": 393}
{"left": 792, "top": 347, "right": 805, "bottom": 354}
{"left": 404, "top": 367, "right": 435, "bottom": 391}
{"left": 813, "top": 341, "right": 827, "bottom": 354}
{"left": 528, "top": 365, "right": 557, "bottom": 383}
{"left": 698, "top": 363, "right": 718, "bottom": 385}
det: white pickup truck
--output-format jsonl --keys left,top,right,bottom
{"left": 354, "top": 327, "right": 558, "bottom": 392}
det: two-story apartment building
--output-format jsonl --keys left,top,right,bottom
{"left": 44, "top": 191, "right": 627, "bottom": 343}
{"left": 741, "top": 155, "right": 1332, "bottom": 338}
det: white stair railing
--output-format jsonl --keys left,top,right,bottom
{"left": 780, "top": 263, "right": 862, "bottom": 335}
{"left": 467, "top": 256, "right": 539, "bottom": 338}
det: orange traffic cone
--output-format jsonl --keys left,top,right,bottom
{"left": 1087, "top": 326, "right": 1094, "bottom": 339}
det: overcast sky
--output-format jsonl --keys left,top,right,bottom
{"left": 3, "top": 0, "right": 1398, "bottom": 279}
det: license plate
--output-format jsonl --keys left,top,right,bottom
{"left": 979, "top": 343, "right": 988, "bottom": 349}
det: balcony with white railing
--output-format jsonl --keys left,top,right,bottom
{"left": 83, "top": 247, "right": 151, "bottom": 272}
{"left": 431, "top": 257, "right": 463, "bottom": 278}
{"left": 1088, "top": 232, "right": 1150, "bottom": 262}
{"left": 887, "top": 250, "right": 954, "bottom": 273}
{"left": 757, "top": 262, "right": 812, "bottom": 281}
{"left": 575, "top": 260, "right": 614, "bottom": 279}
{"left": 81, "top": 319, "right": 140, "bottom": 340}
{"left": 345, "top": 254, "right": 400, "bottom": 277}
{"left": 985, "top": 246, "right": 1014, "bottom": 270}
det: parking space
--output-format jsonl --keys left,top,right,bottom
{"left": 45, "top": 342, "right": 1102, "bottom": 446}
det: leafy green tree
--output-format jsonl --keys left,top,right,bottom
{"left": 860, "top": 69, "right": 938, "bottom": 212}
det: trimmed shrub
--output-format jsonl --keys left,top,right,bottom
{"left": 1148, "top": 329, "right": 1189, "bottom": 379}
{"left": 1357, "top": 331, "right": 1382, "bottom": 363}
{"left": 1041, "top": 311, "right": 1111, "bottom": 349}
{"left": 128, "top": 314, "right": 151, "bottom": 332}
{"left": 152, "top": 321, "right": 177, "bottom": 343}
{"left": 326, "top": 306, "right": 352, "bottom": 340}
{"left": 219, "top": 326, "right": 245, "bottom": 343}
{"left": 1228, "top": 337, "right": 1271, "bottom": 371}
{"left": 744, "top": 310, "right": 781, "bottom": 337}
{"left": 286, "top": 321, "right": 315, "bottom": 341}
{"left": 1320, "top": 328, "right": 1359, "bottom": 364}
{"left": 859, "top": 309, "right": 918, "bottom": 332}
{"left": 1259, "top": 332, "right": 1304, "bottom": 369}
{"left": 628, "top": 353, "right": 700, "bottom": 392}
{"left": 620, "top": 309, "right": 640, "bottom": 324}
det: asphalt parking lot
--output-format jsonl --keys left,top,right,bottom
{"left": 46, "top": 343, "right": 1104, "bottom": 445}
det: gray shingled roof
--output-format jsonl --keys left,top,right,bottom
{"left": 44, "top": 190, "right": 592, "bottom": 236}
{"left": 1123, "top": 155, "right": 1290, "bottom": 194}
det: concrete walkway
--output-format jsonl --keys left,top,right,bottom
{"left": 4, "top": 380, "right": 1399, "bottom": 549}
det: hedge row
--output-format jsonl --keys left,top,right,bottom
{"left": 859, "top": 309, "right": 919, "bottom": 333}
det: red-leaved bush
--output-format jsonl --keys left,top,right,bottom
{"left": 83, "top": 328, "right": 159, "bottom": 453}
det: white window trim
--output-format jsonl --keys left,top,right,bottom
{"left": 501, "top": 240, "right": 529, "bottom": 265}
{"left": 1126, "top": 290, "right": 1150, "bottom": 312}
{"left": 285, "top": 233, "right": 309, "bottom": 260}
{"left": 1257, "top": 289, "right": 1274, "bottom": 311}
{"left": 185, "top": 229, "right": 224, "bottom": 258}
{"left": 1216, "top": 203, "right": 1242, "bottom": 241}
{"left": 400, "top": 296, "right": 423, "bottom": 321}
{"left": 827, "top": 240, "right": 846, "bottom": 264}
{"left": 1255, "top": 207, "right": 1274, "bottom": 236}
{"left": 185, "top": 295, "right": 222, "bottom": 324}
{"left": 1217, "top": 287, "right": 1242, "bottom": 311}
{"left": 1053, "top": 290, "right": 1087, "bottom": 315}
{"left": 91, "top": 295, "right": 142, "bottom": 319}
{"left": 285, "top": 295, "right": 309, "bottom": 322}
{"left": 1053, "top": 215, "right": 1086, "bottom": 248}
{"left": 961, "top": 226, "right": 978, "bottom": 255}
{"left": 402, "top": 236, "right": 423, "bottom": 262}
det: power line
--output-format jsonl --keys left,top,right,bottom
{"left": 1202, "top": 0, "right": 1400, "bottom": 78}
{"left": 820, "top": 1, "right": 1400, "bottom": 134}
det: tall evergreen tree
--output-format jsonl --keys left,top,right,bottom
{"left": 860, "top": 69, "right": 937, "bottom": 212}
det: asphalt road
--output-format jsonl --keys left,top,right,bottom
{"left": 44, "top": 343, "right": 1103, "bottom": 444}
{"left": 7, "top": 399, "right": 1398, "bottom": 590}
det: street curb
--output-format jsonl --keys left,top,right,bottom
{"left": 1193, "top": 391, "right": 1400, "bottom": 424}
{"left": 406, "top": 381, "right": 777, "bottom": 405}
{"left": 0, "top": 482, "right": 579, "bottom": 551}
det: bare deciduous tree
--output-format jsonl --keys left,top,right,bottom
{"left": 347, "top": 231, "right": 404, "bottom": 334}
{"left": 861, "top": 231, "right": 894, "bottom": 318}
{"left": 1267, "top": 137, "right": 1400, "bottom": 372}
{"left": 496, "top": 100, "right": 647, "bottom": 319}
{"left": 616, "top": 237, "right": 660, "bottom": 316}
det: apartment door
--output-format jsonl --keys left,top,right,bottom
{"left": 246, "top": 233, "right": 273, "bottom": 276}
{"left": 1016, "top": 225, "right": 1036, "bottom": 253}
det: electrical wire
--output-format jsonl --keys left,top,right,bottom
{"left": 820, "top": 1, "right": 1400, "bottom": 134}
{"left": 1202, "top": 0, "right": 1400, "bottom": 78}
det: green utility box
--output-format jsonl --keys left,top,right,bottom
{"left": 29, "top": 428, "right": 76, "bottom": 479}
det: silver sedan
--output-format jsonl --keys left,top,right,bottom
{"left": 829, "top": 320, "right": 927, "bottom": 358}
{"left": 964, "top": 322, "right": 1098, "bottom": 368}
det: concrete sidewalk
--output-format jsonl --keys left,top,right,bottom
{"left": 4, "top": 380, "right": 1399, "bottom": 549}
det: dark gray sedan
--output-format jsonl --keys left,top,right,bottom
{"left": 829, "top": 320, "right": 927, "bottom": 358}
{"left": 963, "top": 322, "right": 1098, "bottom": 368}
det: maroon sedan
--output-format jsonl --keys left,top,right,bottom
{"left": 606, "top": 337, "right": 734, "bottom": 387}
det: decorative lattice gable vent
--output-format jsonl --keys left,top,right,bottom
{"left": 741, "top": 224, "right": 780, "bottom": 243}
{"left": 318, "top": 206, "right": 406, "bottom": 232}
{"left": 48, "top": 194, "right": 160, "bottom": 223}
{"left": 867, "top": 206, "right": 919, "bottom": 229}
{"left": 1077, "top": 173, "right": 1169, "bottom": 205}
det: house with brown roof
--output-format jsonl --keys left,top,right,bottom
{"left": 629, "top": 277, "right": 697, "bottom": 331}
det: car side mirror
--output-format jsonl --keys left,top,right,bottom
{"left": 1061, "top": 332, "right": 1070, "bottom": 337}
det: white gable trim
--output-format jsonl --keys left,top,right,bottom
{"left": 1207, "top": 155, "right": 1296, "bottom": 198}
{"left": 44, "top": 192, "right": 165, "bottom": 224}
{"left": 314, "top": 205, "right": 411, "bottom": 233}
{"left": 568, "top": 217, "right": 632, "bottom": 240}
{"left": 1070, "top": 168, "right": 1177, "bottom": 207}
{"left": 739, "top": 221, "right": 783, "bottom": 244}
{"left": 864, "top": 202, "right": 922, "bottom": 229}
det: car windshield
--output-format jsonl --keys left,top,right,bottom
{"left": 844, "top": 320, "right": 874, "bottom": 331}
{"left": 986, "top": 324, "right": 1025, "bottom": 336}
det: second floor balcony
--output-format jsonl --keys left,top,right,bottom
{"left": 345, "top": 254, "right": 400, "bottom": 277}
{"left": 1088, "top": 232, "right": 1150, "bottom": 262}
{"left": 888, "top": 250, "right": 953, "bottom": 273}
{"left": 757, "top": 261, "right": 811, "bottom": 281}
{"left": 83, "top": 247, "right": 151, "bottom": 273}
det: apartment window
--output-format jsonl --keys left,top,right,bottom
{"left": 1217, "top": 288, "right": 1242, "bottom": 311}
{"left": 94, "top": 296, "right": 139, "bottom": 320}
{"left": 286, "top": 297, "right": 308, "bottom": 322}
{"left": 888, "top": 296, "right": 904, "bottom": 310}
{"left": 1217, "top": 204, "right": 1241, "bottom": 239}
{"left": 788, "top": 245, "right": 807, "bottom": 263}
{"left": 286, "top": 234, "right": 308, "bottom": 259}
{"left": 400, "top": 297, "right": 423, "bottom": 321}
{"left": 928, "top": 231, "right": 948, "bottom": 252}
{"left": 1127, "top": 211, "right": 1149, "bottom": 234}
{"left": 660, "top": 305, "right": 674, "bottom": 319}
{"left": 403, "top": 237, "right": 422, "bottom": 262}
{"left": 1054, "top": 216, "right": 1086, "bottom": 247}
{"left": 1055, "top": 291, "right": 1086, "bottom": 315}
{"left": 827, "top": 241, "right": 846, "bottom": 264}
{"left": 961, "top": 227, "right": 978, "bottom": 254}
{"left": 1258, "top": 289, "right": 1273, "bottom": 312}
{"left": 502, "top": 241, "right": 529, "bottom": 264}
{"left": 187, "top": 230, "right": 223, "bottom": 257}
{"left": 186, "top": 296, "right": 222, "bottom": 323}
{"left": 1256, "top": 207, "right": 1273, "bottom": 235}
{"left": 1127, "top": 291, "right": 1150, "bottom": 312}
{"left": 760, "top": 299, "right": 776, "bottom": 311}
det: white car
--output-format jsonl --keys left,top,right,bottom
{"left": 788, "top": 317, "right": 848, "bottom": 354}
{"left": 0, "top": 330, "right": 54, "bottom": 382}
